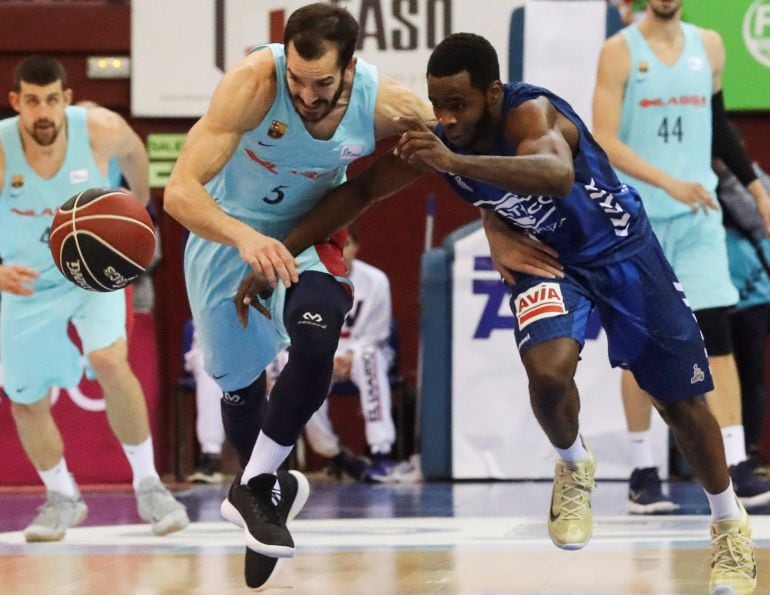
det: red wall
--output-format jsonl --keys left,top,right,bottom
{"left": 1, "top": 2, "right": 769, "bottom": 466}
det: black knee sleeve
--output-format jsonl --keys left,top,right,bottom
{"left": 220, "top": 373, "right": 267, "bottom": 466}
{"left": 262, "top": 303, "right": 346, "bottom": 445}
{"left": 694, "top": 307, "right": 733, "bottom": 356}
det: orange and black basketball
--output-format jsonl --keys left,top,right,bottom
{"left": 49, "top": 188, "right": 156, "bottom": 292}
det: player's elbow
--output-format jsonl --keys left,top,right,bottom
{"left": 551, "top": 165, "right": 574, "bottom": 197}
{"left": 162, "top": 177, "right": 187, "bottom": 221}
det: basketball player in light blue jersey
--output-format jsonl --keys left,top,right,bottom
{"left": 163, "top": 3, "right": 431, "bottom": 587}
{"left": 0, "top": 57, "right": 188, "bottom": 542}
{"left": 238, "top": 32, "right": 757, "bottom": 594}
{"left": 593, "top": 0, "right": 770, "bottom": 516}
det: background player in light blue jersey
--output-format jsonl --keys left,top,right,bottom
{"left": 593, "top": 0, "right": 770, "bottom": 514}
{"left": 238, "top": 32, "right": 757, "bottom": 594}
{"left": 0, "top": 57, "right": 188, "bottom": 542}
{"left": 163, "top": 3, "right": 431, "bottom": 587}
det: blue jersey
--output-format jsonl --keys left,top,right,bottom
{"left": 618, "top": 23, "right": 715, "bottom": 221}
{"left": 0, "top": 106, "right": 110, "bottom": 291}
{"left": 438, "top": 82, "right": 651, "bottom": 266}
{"left": 203, "top": 44, "right": 378, "bottom": 241}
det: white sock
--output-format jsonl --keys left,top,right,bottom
{"left": 555, "top": 434, "right": 590, "bottom": 463}
{"left": 241, "top": 432, "right": 293, "bottom": 485}
{"left": 122, "top": 437, "right": 160, "bottom": 490}
{"left": 628, "top": 430, "right": 656, "bottom": 470}
{"left": 705, "top": 480, "right": 741, "bottom": 520}
{"left": 38, "top": 459, "right": 77, "bottom": 498}
{"left": 721, "top": 425, "right": 747, "bottom": 467}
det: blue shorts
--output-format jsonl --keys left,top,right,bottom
{"left": 1, "top": 284, "right": 126, "bottom": 404}
{"left": 510, "top": 237, "right": 713, "bottom": 403}
{"left": 650, "top": 210, "right": 738, "bottom": 311}
{"left": 184, "top": 233, "right": 350, "bottom": 392}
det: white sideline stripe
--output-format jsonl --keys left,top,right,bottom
{"left": 1, "top": 516, "right": 769, "bottom": 554}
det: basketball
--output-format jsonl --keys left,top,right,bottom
{"left": 49, "top": 187, "right": 156, "bottom": 292}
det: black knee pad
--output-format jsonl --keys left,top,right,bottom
{"left": 220, "top": 373, "right": 267, "bottom": 465}
{"left": 694, "top": 307, "right": 733, "bottom": 356}
{"left": 285, "top": 302, "right": 346, "bottom": 359}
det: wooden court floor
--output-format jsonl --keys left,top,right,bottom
{"left": 1, "top": 480, "right": 769, "bottom": 594}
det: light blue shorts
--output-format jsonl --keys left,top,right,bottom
{"left": 184, "top": 234, "right": 350, "bottom": 392}
{"left": 1, "top": 284, "right": 126, "bottom": 404}
{"left": 649, "top": 210, "right": 738, "bottom": 312}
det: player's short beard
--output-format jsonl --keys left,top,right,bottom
{"left": 29, "top": 119, "right": 62, "bottom": 147}
{"left": 651, "top": 2, "right": 680, "bottom": 20}
{"left": 293, "top": 73, "right": 346, "bottom": 123}
{"left": 467, "top": 103, "right": 495, "bottom": 150}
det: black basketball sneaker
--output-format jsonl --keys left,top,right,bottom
{"left": 220, "top": 470, "right": 310, "bottom": 588}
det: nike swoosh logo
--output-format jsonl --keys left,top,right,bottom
{"left": 212, "top": 373, "right": 228, "bottom": 380}
{"left": 258, "top": 141, "right": 275, "bottom": 147}
{"left": 15, "top": 387, "right": 27, "bottom": 393}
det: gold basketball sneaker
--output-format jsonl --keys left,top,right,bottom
{"left": 709, "top": 499, "right": 757, "bottom": 595}
{"left": 548, "top": 449, "right": 596, "bottom": 550}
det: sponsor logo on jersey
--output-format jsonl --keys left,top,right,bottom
{"left": 687, "top": 56, "right": 704, "bottom": 71}
{"left": 268, "top": 120, "right": 287, "bottom": 139}
{"left": 514, "top": 282, "right": 568, "bottom": 330}
{"left": 69, "top": 168, "right": 89, "bottom": 184}
{"left": 638, "top": 60, "right": 649, "bottom": 73}
{"left": 638, "top": 95, "right": 706, "bottom": 108}
{"left": 10, "top": 174, "right": 24, "bottom": 188}
{"left": 340, "top": 144, "right": 364, "bottom": 160}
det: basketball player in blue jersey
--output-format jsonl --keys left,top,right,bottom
{"left": 593, "top": 0, "right": 770, "bottom": 516}
{"left": 238, "top": 32, "right": 757, "bottom": 594}
{"left": 163, "top": 3, "right": 431, "bottom": 587}
{"left": 0, "top": 57, "right": 188, "bottom": 542}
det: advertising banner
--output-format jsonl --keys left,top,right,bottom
{"left": 684, "top": 0, "right": 770, "bottom": 110}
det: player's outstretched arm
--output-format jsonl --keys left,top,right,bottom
{"left": 164, "top": 51, "right": 298, "bottom": 289}
{"left": 396, "top": 99, "right": 574, "bottom": 197}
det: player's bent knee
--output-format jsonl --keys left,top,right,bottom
{"left": 88, "top": 341, "right": 129, "bottom": 375}
{"left": 694, "top": 307, "right": 733, "bottom": 356}
{"left": 285, "top": 303, "right": 345, "bottom": 358}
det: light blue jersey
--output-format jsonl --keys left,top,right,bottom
{"left": 0, "top": 106, "right": 110, "bottom": 290}
{"left": 184, "top": 44, "right": 379, "bottom": 391}
{"left": 0, "top": 106, "right": 127, "bottom": 403}
{"left": 619, "top": 22, "right": 716, "bottom": 221}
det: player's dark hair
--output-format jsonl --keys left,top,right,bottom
{"left": 14, "top": 55, "right": 68, "bottom": 92}
{"left": 284, "top": 3, "right": 359, "bottom": 68}
{"left": 427, "top": 33, "right": 500, "bottom": 91}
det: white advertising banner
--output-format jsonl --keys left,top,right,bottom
{"left": 523, "top": 0, "right": 607, "bottom": 123}
{"left": 451, "top": 227, "right": 669, "bottom": 479}
{"left": 131, "top": 0, "right": 524, "bottom": 117}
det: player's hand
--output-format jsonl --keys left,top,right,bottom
{"left": 0, "top": 264, "right": 39, "bottom": 296}
{"left": 393, "top": 116, "right": 456, "bottom": 173}
{"left": 234, "top": 270, "right": 274, "bottom": 327}
{"left": 487, "top": 228, "right": 564, "bottom": 285}
{"left": 664, "top": 178, "right": 718, "bottom": 213}
{"left": 235, "top": 230, "right": 299, "bottom": 289}
{"left": 333, "top": 352, "right": 353, "bottom": 382}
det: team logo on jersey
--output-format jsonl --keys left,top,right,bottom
{"left": 10, "top": 174, "right": 24, "bottom": 188}
{"left": 268, "top": 120, "right": 287, "bottom": 139}
{"left": 514, "top": 282, "right": 568, "bottom": 330}
{"left": 638, "top": 61, "right": 649, "bottom": 73}
{"left": 69, "top": 168, "right": 89, "bottom": 184}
